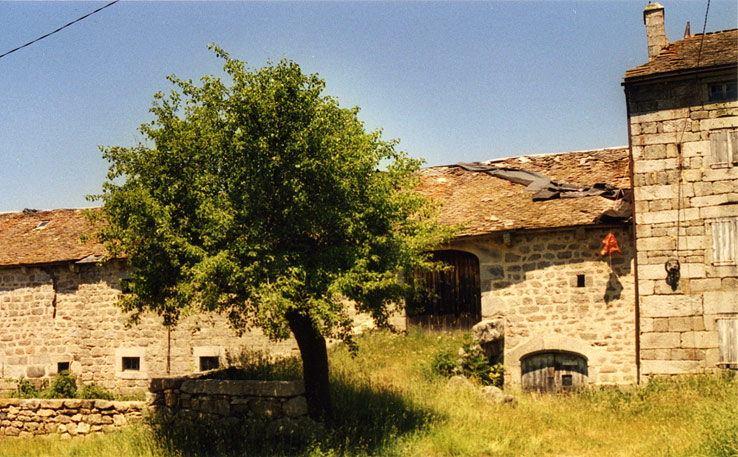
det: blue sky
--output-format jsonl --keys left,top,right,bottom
{"left": 1, "top": 1, "right": 736, "bottom": 213}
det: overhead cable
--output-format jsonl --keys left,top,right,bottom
{"left": 0, "top": 0, "right": 120, "bottom": 61}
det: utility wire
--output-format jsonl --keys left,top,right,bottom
{"left": 0, "top": 0, "right": 120, "bottom": 61}
{"left": 674, "top": 0, "right": 711, "bottom": 269}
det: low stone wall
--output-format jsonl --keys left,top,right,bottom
{"left": 0, "top": 398, "right": 145, "bottom": 437}
{"left": 148, "top": 377, "right": 309, "bottom": 426}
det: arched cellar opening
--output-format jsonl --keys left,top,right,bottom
{"left": 521, "top": 351, "right": 588, "bottom": 393}
{"left": 406, "top": 249, "right": 481, "bottom": 330}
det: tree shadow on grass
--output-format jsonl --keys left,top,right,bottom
{"left": 147, "top": 374, "right": 437, "bottom": 457}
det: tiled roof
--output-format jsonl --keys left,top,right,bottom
{"left": 0, "top": 209, "right": 105, "bottom": 267}
{"left": 0, "top": 148, "right": 630, "bottom": 265}
{"left": 625, "top": 29, "right": 738, "bottom": 80}
{"left": 417, "top": 147, "right": 631, "bottom": 237}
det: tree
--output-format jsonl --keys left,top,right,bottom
{"left": 90, "top": 46, "right": 451, "bottom": 421}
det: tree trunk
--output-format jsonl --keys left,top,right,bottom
{"left": 286, "top": 311, "right": 333, "bottom": 421}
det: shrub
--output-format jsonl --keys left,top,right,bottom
{"left": 42, "top": 370, "right": 77, "bottom": 399}
{"left": 10, "top": 379, "right": 39, "bottom": 399}
{"left": 78, "top": 382, "right": 114, "bottom": 400}
{"left": 430, "top": 333, "right": 504, "bottom": 387}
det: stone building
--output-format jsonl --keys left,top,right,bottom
{"left": 623, "top": 4, "right": 738, "bottom": 377}
{"left": 0, "top": 209, "right": 297, "bottom": 392}
{"left": 415, "top": 148, "right": 637, "bottom": 389}
{"left": 0, "top": 4, "right": 734, "bottom": 394}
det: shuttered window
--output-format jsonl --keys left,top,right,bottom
{"left": 711, "top": 217, "right": 738, "bottom": 265}
{"left": 718, "top": 319, "right": 738, "bottom": 368}
{"left": 710, "top": 129, "right": 738, "bottom": 168}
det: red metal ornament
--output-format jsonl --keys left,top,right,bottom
{"left": 600, "top": 232, "right": 622, "bottom": 256}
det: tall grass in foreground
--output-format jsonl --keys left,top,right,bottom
{"left": 0, "top": 329, "right": 736, "bottom": 457}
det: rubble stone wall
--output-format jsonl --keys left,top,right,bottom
{"left": 0, "top": 398, "right": 144, "bottom": 438}
{"left": 627, "top": 73, "right": 738, "bottom": 376}
{"left": 148, "top": 377, "right": 309, "bottom": 427}
{"left": 0, "top": 263, "right": 298, "bottom": 392}
{"left": 447, "top": 225, "right": 637, "bottom": 385}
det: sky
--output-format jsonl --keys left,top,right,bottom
{"left": 0, "top": 1, "right": 736, "bottom": 213}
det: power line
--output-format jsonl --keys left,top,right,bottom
{"left": 0, "top": 0, "right": 120, "bottom": 61}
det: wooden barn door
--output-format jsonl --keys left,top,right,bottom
{"left": 521, "top": 352, "right": 588, "bottom": 393}
{"left": 406, "top": 250, "right": 481, "bottom": 330}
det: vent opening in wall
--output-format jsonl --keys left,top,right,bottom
{"left": 199, "top": 356, "right": 220, "bottom": 371}
{"left": 57, "top": 362, "right": 70, "bottom": 373}
{"left": 576, "top": 275, "right": 586, "bottom": 288}
{"left": 122, "top": 357, "right": 140, "bottom": 371}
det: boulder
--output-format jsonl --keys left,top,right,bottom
{"left": 471, "top": 319, "right": 504, "bottom": 344}
{"left": 480, "top": 386, "right": 517, "bottom": 406}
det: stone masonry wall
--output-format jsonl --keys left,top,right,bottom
{"left": 148, "top": 377, "right": 309, "bottom": 428}
{"left": 446, "top": 225, "right": 636, "bottom": 385}
{"left": 0, "top": 262, "right": 298, "bottom": 392}
{"left": 628, "top": 72, "right": 738, "bottom": 376}
{"left": 0, "top": 398, "right": 144, "bottom": 438}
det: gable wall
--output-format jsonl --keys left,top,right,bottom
{"left": 0, "top": 263, "right": 297, "bottom": 393}
{"left": 627, "top": 70, "right": 738, "bottom": 377}
{"left": 446, "top": 225, "right": 636, "bottom": 385}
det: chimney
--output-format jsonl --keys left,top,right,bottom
{"left": 643, "top": 2, "right": 669, "bottom": 60}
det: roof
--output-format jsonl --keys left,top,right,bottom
{"left": 0, "top": 209, "right": 105, "bottom": 267}
{"left": 625, "top": 29, "right": 738, "bottom": 81}
{"left": 417, "top": 147, "right": 631, "bottom": 237}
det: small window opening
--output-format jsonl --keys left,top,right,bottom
{"left": 122, "top": 357, "right": 140, "bottom": 371}
{"left": 199, "top": 356, "right": 219, "bottom": 371}
{"left": 709, "top": 82, "right": 738, "bottom": 102}
{"left": 562, "top": 374, "right": 573, "bottom": 386}
{"left": 57, "top": 362, "right": 70, "bottom": 373}
{"left": 576, "top": 275, "right": 586, "bottom": 288}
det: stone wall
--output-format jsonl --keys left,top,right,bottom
{"left": 148, "top": 377, "right": 309, "bottom": 427}
{"left": 0, "top": 398, "right": 144, "bottom": 437}
{"left": 627, "top": 72, "right": 738, "bottom": 376}
{"left": 445, "top": 224, "right": 637, "bottom": 385}
{"left": 0, "top": 262, "right": 298, "bottom": 392}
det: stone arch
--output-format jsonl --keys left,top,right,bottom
{"left": 506, "top": 335, "right": 603, "bottom": 385}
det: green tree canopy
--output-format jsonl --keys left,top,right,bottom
{"left": 90, "top": 46, "right": 451, "bottom": 419}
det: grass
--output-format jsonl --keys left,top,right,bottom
{"left": 1, "top": 329, "right": 736, "bottom": 457}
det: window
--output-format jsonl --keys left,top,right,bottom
{"left": 709, "top": 82, "right": 738, "bottom": 102}
{"left": 576, "top": 275, "right": 586, "bottom": 288}
{"left": 710, "top": 129, "right": 738, "bottom": 168}
{"left": 122, "top": 356, "right": 140, "bottom": 371}
{"left": 57, "top": 362, "right": 70, "bottom": 373}
{"left": 199, "top": 356, "right": 220, "bottom": 371}
{"left": 711, "top": 217, "right": 738, "bottom": 266}
{"left": 718, "top": 319, "right": 738, "bottom": 369}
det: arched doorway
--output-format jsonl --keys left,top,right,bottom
{"left": 521, "top": 351, "right": 588, "bottom": 393}
{"left": 406, "top": 250, "right": 481, "bottom": 329}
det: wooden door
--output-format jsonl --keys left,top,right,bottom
{"left": 521, "top": 352, "right": 588, "bottom": 393}
{"left": 406, "top": 250, "right": 481, "bottom": 330}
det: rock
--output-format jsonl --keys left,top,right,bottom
{"left": 471, "top": 319, "right": 504, "bottom": 344}
{"left": 25, "top": 366, "right": 45, "bottom": 378}
{"left": 448, "top": 375, "right": 475, "bottom": 390}
{"left": 480, "top": 386, "right": 517, "bottom": 406}
{"left": 283, "top": 396, "right": 308, "bottom": 417}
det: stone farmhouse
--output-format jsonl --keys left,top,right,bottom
{"left": 624, "top": 4, "right": 738, "bottom": 378}
{"left": 0, "top": 4, "right": 735, "bottom": 394}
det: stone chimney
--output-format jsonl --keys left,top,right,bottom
{"left": 643, "top": 2, "right": 669, "bottom": 60}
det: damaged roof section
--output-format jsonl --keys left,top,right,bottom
{"left": 625, "top": 29, "right": 738, "bottom": 80}
{"left": 417, "top": 147, "right": 631, "bottom": 238}
{"left": 0, "top": 209, "right": 105, "bottom": 267}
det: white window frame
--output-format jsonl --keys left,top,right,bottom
{"left": 718, "top": 319, "right": 738, "bottom": 368}
{"left": 710, "top": 217, "right": 738, "bottom": 266}
{"left": 709, "top": 129, "right": 738, "bottom": 168}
